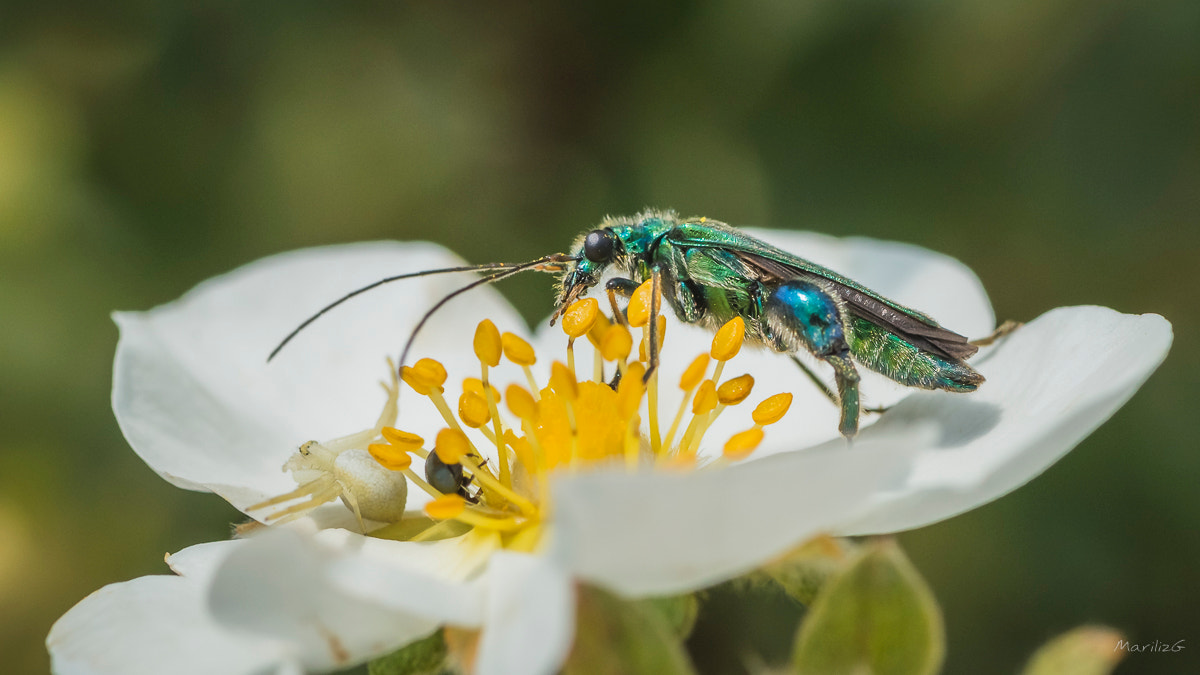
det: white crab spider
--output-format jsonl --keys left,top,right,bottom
{"left": 248, "top": 361, "right": 408, "bottom": 532}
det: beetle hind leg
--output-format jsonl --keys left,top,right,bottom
{"left": 764, "top": 280, "right": 861, "bottom": 438}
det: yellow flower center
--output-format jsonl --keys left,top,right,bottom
{"left": 369, "top": 295, "right": 794, "bottom": 553}
{"left": 251, "top": 294, "right": 794, "bottom": 554}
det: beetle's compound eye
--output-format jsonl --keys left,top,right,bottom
{"left": 584, "top": 229, "right": 616, "bottom": 263}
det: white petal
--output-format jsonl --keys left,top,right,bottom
{"left": 476, "top": 552, "right": 576, "bottom": 675}
{"left": 112, "top": 242, "right": 526, "bottom": 512}
{"left": 548, "top": 429, "right": 928, "bottom": 596}
{"left": 207, "top": 527, "right": 465, "bottom": 671}
{"left": 323, "top": 529, "right": 488, "bottom": 625}
{"left": 48, "top": 541, "right": 298, "bottom": 675}
{"left": 840, "top": 306, "right": 1172, "bottom": 534}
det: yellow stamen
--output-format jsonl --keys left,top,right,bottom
{"left": 711, "top": 317, "right": 745, "bottom": 361}
{"left": 717, "top": 374, "right": 755, "bottom": 405}
{"left": 723, "top": 428, "right": 764, "bottom": 460}
{"left": 480, "top": 360, "right": 510, "bottom": 488}
{"left": 638, "top": 315, "right": 667, "bottom": 362}
{"left": 506, "top": 384, "right": 538, "bottom": 422}
{"left": 401, "top": 358, "right": 448, "bottom": 394}
{"left": 425, "top": 494, "right": 467, "bottom": 520}
{"left": 381, "top": 427, "right": 424, "bottom": 453}
{"left": 463, "top": 377, "right": 500, "bottom": 402}
{"left": 474, "top": 319, "right": 502, "bottom": 367}
{"left": 752, "top": 393, "right": 793, "bottom": 426}
{"left": 368, "top": 442, "right": 413, "bottom": 471}
{"left": 646, "top": 355, "right": 662, "bottom": 453}
{"left": 458, "top": 391, "right": 491, "bottom": 428}
{"left": 680, "top": 353, "right": 710, "bottom": 390}
{"left": 435, "top": 428, "right": 470, "bottom": 464}
{"left": 616, "top": 363, "right": 646, "bottom": 420}
{"left": 600, "top": 324, "right": 633, "bottom": 363}
{"left": 692, "top": 380, "right": 718, "bottom": 415}
{"left": 449, "top": 508, "right": 527, "bottom": 533}
{"left": 456, "top": 452, "right": 538, "bottom": 516}
{"left": 549, "top": 361, "right": 579, "bottom": 402}
{"left": 501, "top": 332, "right": 537, "bottom": 366}
{"left": 627, "top": 279, "right": 654, "bottom": 328}
{"left": 662, "top": 352, "right": 711, "bottom": 451}
{"left": 562, "top": 298, "right": 600, "bottom": 339}
{"left": 585, "top": 313, "right": 611, "bottom": 350}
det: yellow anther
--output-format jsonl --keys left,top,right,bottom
{"left": 617, "top": 363, "right": 647, "bottom": 419}
{"left": 562, "top": 298, "right": 600, "bottom": 339}
{"left": 405, "top": 359, "right": 448, "bottom": 395}
{"left": 462, "top": 377, "right": 500, "bottom": 402}
{"left": 435, "top": 428, "right": 470, "bottom": 464}
{"left": 401, "top": 358, "right": 447, "bottom": 394}
{"left": 381, "top": 427, "right": 424, "bottom": 452}
{"left": 600, "top": 324, "right": 633, "bottom": 362}
{"left": 425, "top": 494, "right": 467, "bottom": 520}
{"left": 723, "top": 428, "right": 764, "bottom": 460}
{"left": 458, "top": 391, "right": 491, "bottom": 428}
{"left": 505, "top": 384, "right": 538, "bottom": 421}
{"left": 679, "top": 353, "right": 710, "bottom": 390}
{"left": 501, "top": 332, "right": 537, "bottom": 366}
{"left": 752, "top": 393, "right": 793, "bottom": 426}
{"left": 717, "top": 374, "right": 755, "bottom": 405}
{"left": 474, "top": 319, "right": 502, "bottom": 367}
{"left": 711, "top": 316, "right": 745, "bottom": 361}
{"left": 692, "top": 380, "right": 718, "bottom": 415}
{"left": 627, "top": 279, "right": 654, "bottom": 328}
{"left": 585, "top": 312, "right": 612, "bottom": 349}
{"left": 507, "top": 433, "right": 536, "bottom": 473}
{"left": 549, "top": 361, "right": 579, "bottom": 402}
{"left": 368, "top": 443, "right": 413, "bottom": 471}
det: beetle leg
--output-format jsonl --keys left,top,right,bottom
{"left": 969, "top": 320, "right": 1023, "bottom": 347}
{"left": 788, "top": 355, "right": 838, "bottom": 405}
{"left": 789, "top": 355, "right": 888, "bottom": 416}
{"left": 605, "top": 277, "right": 640, "bottom": 326}
{"left": 825, "top": 353, "right": 861, "bottom": 438}
{"left": 643, "top": 267, "right": 663, "bottom": 383}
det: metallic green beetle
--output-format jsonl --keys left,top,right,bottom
{"left": 553, "top": 210, "right": 989, "bottom": 438}
{"left": 272, "top": 209, "right": 1004, "bottom": 439}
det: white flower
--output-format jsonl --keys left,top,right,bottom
{"left": 47, "top": 233, "right": 1171, "bottom": 675}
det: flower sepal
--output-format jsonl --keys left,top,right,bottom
{"left": 368, "top": 629, "right": 449, "bottom": 675}
{"left": 761, "top": 534, "right": 859, "bottom": 605}
{"left": 562, "top": 585, "right": 698, "bottom": 675}
{"left": 790, "top": 538, "right": 944, "bottom": 675}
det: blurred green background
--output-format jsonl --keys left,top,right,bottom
{"left": 1, "top": 1, "right": 1197, "bottom": 673}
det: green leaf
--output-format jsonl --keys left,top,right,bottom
{"left": 368, "top": 629, "right": 449, "bottom": 675}
{"left": 637, "top": 593, "right": 700, "bottom": 639}
{"left": 791, "top": 539, "right": 944, "bottom": 675}
{"left": 1020, "top": 626, "right": 1126, "bottom": 675}
{"left": 763, "top": 534, "right": 857, "bottom": 605}
{"left": 563, "top": 585, "right": 698, "bottom": 675}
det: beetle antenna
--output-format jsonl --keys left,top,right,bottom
{"left": 268, "top": 254, "right": 578, "bottom": 362}
{"left": 395, "top": 254, "right": 577, "bottom": 378}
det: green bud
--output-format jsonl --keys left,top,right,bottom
{"left": 791, "top": 539, "right": 944, "bottom": 675}
{"left": 368, "top": 629, "right": 449, "bottom": 675}
{"left": 1020, "top": 626, "right": 1126, "bottom": 675}
{"left": 636, "top": 594, "right": 700, "bottom": 640}
{"left": 762, "top": 534, "right": 857, "bottom": 605}
{"left": 563, "top": 585, "right": 698, "bottom": 675}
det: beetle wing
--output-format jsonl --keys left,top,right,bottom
{"left": 664, "top": 222, "right": 979, "bottom": 360}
